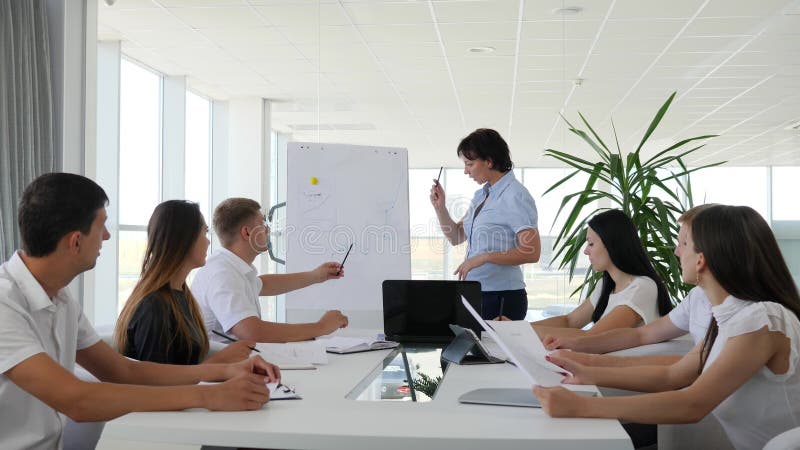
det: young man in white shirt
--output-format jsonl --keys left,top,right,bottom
{"left": 542, "top": 204, "right": 716, "bottom": 367}
{"left": 0, "top": 173, "right": 279, "bottom": 450}
{"left": 193, "top": 198, "right": 349, "bottom": 343}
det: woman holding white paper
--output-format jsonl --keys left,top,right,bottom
{"left": 534, "top": 205, "right": 800, "bottom": 450}
{"left": 527, "top": 209, "right": 672, "bottom": 339}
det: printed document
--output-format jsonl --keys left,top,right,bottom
{"left": 461, "top": 296, "right": 566, "bottom": 387}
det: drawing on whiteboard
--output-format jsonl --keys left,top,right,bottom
{"left": 301, "top": 188, "right": 336, "bottom": 230}
{"left": 286, "top": 142, "right": 410, "bottom": 318}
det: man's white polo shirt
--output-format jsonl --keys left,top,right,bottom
{"left": 192, "top": 248, "right": 263, "bottom": 341}
{"left": 0, "top": 252, "right": 100, "bottom": 449}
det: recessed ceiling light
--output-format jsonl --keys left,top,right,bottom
{"left": 468, "top": 46, "right": 495, "bottom": 54}
{"left": 553, "top": 6, "right": 583, "bottom": 15}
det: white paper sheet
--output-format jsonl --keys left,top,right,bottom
{"left": 461, "top": 296, "right": 566, "bottom": 387}
{"left": 254, "top": 341, "right": 328, "bottom": 368}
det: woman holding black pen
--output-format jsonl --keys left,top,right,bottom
{"left": 430, "top": 128, "right": 540, "bottom": 320}
{"left": 114, "top": 200, "right": 257, "bottom": 365}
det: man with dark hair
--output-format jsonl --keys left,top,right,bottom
{"left": 0, "top": 173, "right": 279, "bottom": 449}
{"left": 194, "top": 197, "right": 348, "bottom": 343}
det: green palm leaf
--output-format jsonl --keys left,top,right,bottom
{"left": 543, "top": 92, "right": 726, "bottom": 303}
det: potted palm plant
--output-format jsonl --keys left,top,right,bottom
{"left": 545, "top": 92, "right": 725, "bottom": 302}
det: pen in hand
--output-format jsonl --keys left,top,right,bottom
{"left": 499, "top": 296, "right": 505, "bottom": 319}
{"left": 336, "top": 243, "right": 353, "bottom": 276}
{"left": 435, "top": 166, "right": 443, "bottom": 186}
{"left": 211, "top": 329, "right": 260, "bottom": 353}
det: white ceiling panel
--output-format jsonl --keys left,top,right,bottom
{"left": 522, "top": 1, "right": 614, "bottom": 22}
{"left": 520, "top": 20, "right": 601, "bottom": 40}
{"left": 159, "top": 0, "right": 248, "bottom": 7}
{"left": 168, "top": 6, "right": 267, "bottom": 29}
{"left": 518, "top": 38, "right": 591, "bottom": 56}
{"left": 100, "top": 0, "right": 159, "bottom": 10}
{"left": 602, "top": 19, "right": 687, "bottom": 38}
{"left": 437, "top": 22, "right": 518, "bottom": 42}
{"left": 446, "top": 40, "right": 517, "bottom": 57}
{"left": 273, "top": 25, "right": 363, "bottom": 45}
{"left": 670, "top": 36, "right": 750, "bottom": 53}
{"left": 122, "top": 28, "right": 208, "bottom": 48}
{"left": 356, "top": 24, "right": 439, "bottom": 43}
{"left": 341, "top": 2, "right": 432, "bottom": 25}
{"left": 253, "top": 3, "right": 349, "bottom": 26}
{"left": 610, "top": 0, "right": 707, "bottom": 20}
{"left": 202, "top": 27, "right": 289, "bottom": 48}
{"left": 433, "top": 0, "right": 520, "bottom": 23}
{"left": 684, "top": 16, "right": 766, "bottom": 35}
{"left": 100, "top": 9, "right": 188, "bottom": 30}
{"left": 99, "top": 0, "right": 800, "bottom": 167}
{"left": 700, "top": 0, "right": 792, "bottom": 17}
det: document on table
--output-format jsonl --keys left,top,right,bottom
{"left": 267, "top": 382, "right": 302, "bottom": 400}
{"left": 253, "top": 341, "right": 328, "bottom": 369}
{"left": 316, "top": 336, "right": 398, "bottom": 354}
{"left": 461, "top": 296, "right": 566, "bottom": 387}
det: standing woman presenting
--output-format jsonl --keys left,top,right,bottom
{"left": 430, "top": 128, "right": 540, "bottom": 320}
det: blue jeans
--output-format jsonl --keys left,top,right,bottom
{"left": 481, "top": 289, "right": 528, "bottom": 320}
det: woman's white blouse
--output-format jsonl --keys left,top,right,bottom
{"left": 589, "top": 276, "right": 660, "bottom": 324}
{"left": 705, "top": 297, "right": 800, "bottom": 450}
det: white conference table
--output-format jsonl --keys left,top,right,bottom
{"left": 103, "top": 346, "right": 632, "bottom": 450}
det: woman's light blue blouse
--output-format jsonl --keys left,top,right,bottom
{"left": 462, "top": 171, "right": 538, "bottom": 291}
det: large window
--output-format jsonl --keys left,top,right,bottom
{"left": 118, "top": 58, "right": 161, "bottom": 311}
{"left": 523, "top": 169, "right": 594, "bottom": 317}
{"left": 773, "top": 167, "right": 800, "bottom": 221}
{"left": 690, "top": 166, "right": 770, "bottom": 221}
{"left": 407, "top": 168, "right": 594, "bottom": 320}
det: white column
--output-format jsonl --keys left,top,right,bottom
{"left": 47, "top": 0, "right": 96, "bottom": 174}
{"left": 162, "top": 75, "right": 187, "bottom": 200}
{"left": 213, "top": 98, "right": 272, "bottom": 318}
{"left": 225, "top": 98, "right": 271, "bottom": 203}
{"left": 86, "top": 40, "right": 122, "bottom": 326}
{"left": 210, "top": 100, "right": 229, "bottom": 251}
{"left": 46, "top": 0, "right": 98, "bottom": 307}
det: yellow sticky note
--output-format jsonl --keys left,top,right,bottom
{"left": 310, "top": 177, "right": 318, "bottom": 185}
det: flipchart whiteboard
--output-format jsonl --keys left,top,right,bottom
{"left": 285, "top": 142, "right": 411, "bottom": 329}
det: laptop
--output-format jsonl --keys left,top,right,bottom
{"left": 382, "top": 280, "right": 483, "bottom": 343}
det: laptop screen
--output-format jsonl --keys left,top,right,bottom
{"left": 382, "top": 280, "right": 483, "bottom": 343}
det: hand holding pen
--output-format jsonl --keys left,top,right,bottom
{"left": 212, "top": 329, "right": 260, "bottom": 353}
{"left": 430, "top": 166, "right": 445, "bottom": 210}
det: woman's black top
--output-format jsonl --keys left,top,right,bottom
{"left": 123, "top": 289, "right": 204, "bottom": 365}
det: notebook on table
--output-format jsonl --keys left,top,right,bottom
{"left": 316, "top": 336, "right": 399, "bottom": 354}
{"left": 382, "top": 280, "right": 483, "bottom": 344}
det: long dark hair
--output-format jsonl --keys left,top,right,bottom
{"left": 694, "top": 205, "right": 800, "bottom": 371}
{"left": 114, "top": 200, "right": 209, "bottom": 363}
{"left": 588, "top": 209, "right": 672, "bottom": 322}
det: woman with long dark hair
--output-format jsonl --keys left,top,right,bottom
{"left": 114, "top": 200, "right": 254, "bottom": 364}
{"left": 536, "top": 205, "right": 800, "bottom": 450}
{"left": 529, "top": 209, "right": 672, "bottom": 339}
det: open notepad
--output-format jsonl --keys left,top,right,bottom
{"left": 316, "top": 336, "right": 398, "bottom": 354}
{"left": 267, "top": 382, "right": 301, "bottom": 400}
{"left": 253, "top": 341, "right": 328, "bottom": 369}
